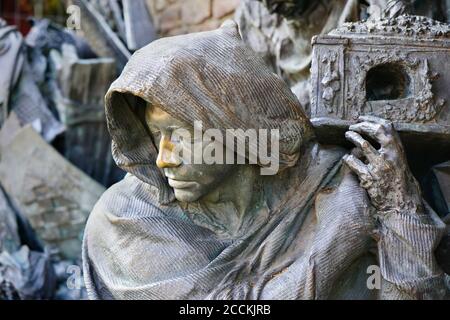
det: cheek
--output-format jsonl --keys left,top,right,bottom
{"left": 173, "top": 164, "right": 234, "bottom": 189}
{"left": 175, "top": 162, "right": 235, "bottom": 184}
{"left": 196, "top": 164, "right": 235, "bottom": 186}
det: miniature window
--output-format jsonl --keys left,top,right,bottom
{"left": 366, "top": 63, "right": 410, "bottom": 101}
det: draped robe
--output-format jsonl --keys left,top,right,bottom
{"left": 82, "top": 22, "right": 446, "bottom": 300}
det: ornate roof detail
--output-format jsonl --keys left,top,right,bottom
{"left": 330, "top": 15, "right": 450, "bottom": 39}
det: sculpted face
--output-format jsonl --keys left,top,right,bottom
{"left": 145, "top": 104, "right": 238, "bottom": 202}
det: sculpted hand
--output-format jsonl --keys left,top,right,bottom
{"left": 343, "top": 115, "right": 423, "bottom": 214}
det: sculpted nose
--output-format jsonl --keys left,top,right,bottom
{"left": 156, "top": 135, "right": 181, "bottom": 169}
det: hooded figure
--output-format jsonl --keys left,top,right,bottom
{"left": 82, "top": 21, "right": 446, "bottom": 300}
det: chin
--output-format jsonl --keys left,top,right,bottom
{"left": 173, "top": 189, "right": 202, "bottom": 203}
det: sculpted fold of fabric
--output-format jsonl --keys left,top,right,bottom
{"left": 83, "top": 22, "right": 446, "bottom": 300}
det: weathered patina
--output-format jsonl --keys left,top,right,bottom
{"left": 82, "top": 21, "right": 447, "bottom": 300}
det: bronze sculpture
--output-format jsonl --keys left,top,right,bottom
{"left": 82, "top": 21, "right": 447, "bottom": 299}
{"left": 310, "top": 15, "right": 450, "bottom": 147}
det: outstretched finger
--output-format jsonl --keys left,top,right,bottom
{"left": 349, "top": 122, "right": 389, "bottom": 146}
{"left": 345, "top": 131, "right": 379, "bottom": 162}
{"left": 343, "top": 154, "right": 371, "bottom": 179}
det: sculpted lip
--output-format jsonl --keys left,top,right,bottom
{"left": 167, "top": 178, "right": 197, "bottom": 189}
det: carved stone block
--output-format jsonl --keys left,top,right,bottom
{"left": 51, "top": 44, "right": 124, "bottom": 187}
{"left": 310, "top": 15, "right": 450, "bottom": 146}
{"left": 0, "top": 125, "right": 105, "bottom": 260}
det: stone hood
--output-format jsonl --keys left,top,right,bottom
{"left": 104, "top": 20, "right": 314, "bottom": 203}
